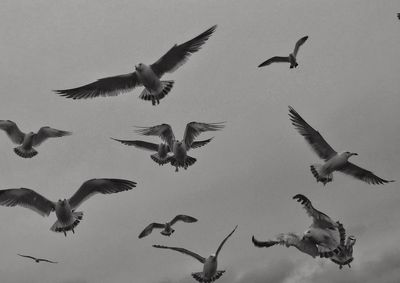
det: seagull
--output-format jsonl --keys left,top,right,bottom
{"left": 18, "top": 254, "right": 58, "bottom": 264}
{"left": 330, "top": 235, "right": 356, "bottom": 269}
{"left": 252, "top": 194, "right": 344, "bottom": 258}
{"left": 258, "top": 36, "right": 308, "bottom": 69}
{"left": 135, "top": 122, "right": 225, "bottom": 171}
{"left": 153, "top": 225, "right": 237, "bottom": 283}
{"left": 138, "top": 214, "right": 197, "bottom": 238}
{"left": 289, "top": 106, "right": 394, "bottom": 185}
{"left": 0, "top": 120, "right": 71, "bottom": 158}
{"left": 0, "top": 178, "right": 136, "bottom": 236}
{"left": 54, "top": 25, "right": 217, "bottom": 106}
{"left": 111, "top": 138, "right": 213, "bottom": 166}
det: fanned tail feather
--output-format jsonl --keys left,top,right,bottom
{"left": 139, "top": 81, "right": 174, "bottom": 105}
{"left": 13, "top": 146, "right": 38, "bottom": 158}
{"left": 50, "top": 211, "right": 83, "bottom": 236}
{"left": 150, "top": 154, "right": 171, "bottom": 165}
{"left": 170, "top": 156, "right": 197, "bottom": 171}
{"left": 191, "top": 271, "right": 225, "bottom": 283}
{"left": 310, "top": 164, "right": 332, "bottom": 185}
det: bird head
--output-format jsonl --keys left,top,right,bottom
{"left": 302, "top": 229, "right": 313, "bottom": 240}
{"left": 342, "top": 151, "right": 358, "bottom": 160}
{"left": 135, "top": 63, "right": 144, "bottom": 72}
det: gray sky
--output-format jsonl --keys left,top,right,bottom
{"left": 0, "top": 1, "right": 399, "bottom": 283}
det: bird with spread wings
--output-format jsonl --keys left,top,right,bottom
{"left": 138, "top": 214, "right": 198, "bottom": 238}
{"left": 54, "top": 25, "right": 217, "bottom": 105}
{"left": 18, "top": 254, "right": 58, "bottom": 264}
{"left": 0, "top": 178, "right": 136, "bottom": 236}
{"left": 289, "top": 106, "right": 394, "bottom": 185}
{"left": 0, "top": 120, "right": 71, "bottom": 158}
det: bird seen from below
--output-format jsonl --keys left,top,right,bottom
{"left": 54, "top": 25, "right": 217, "bottom": 106}
{"left": 0, "top": 179, "right": 136, "bottom": 236}
{"left": 18, "top": 254, "right": 58, "bottom": 264}
{"left": 0, "top": 120, "right": 71, "bottom": 158}
{"left": 135, "top": 122, "right": 225, "bottom": 172}
{"left": 138, "top": 214, "right": 198, "bottom": 238}
{"left": 288, "top": 106, "right": 394, "bottom": 185}
{"left": 258, "top": 36, "right": 308, "bottom": 68}
{"left": 153, "top": 225, "right": 237, "bottom": 283}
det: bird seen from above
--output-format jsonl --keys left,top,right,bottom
{"left": 111, "top": 137, "right": 213, "bottom": 166}
{"left": 0, "top": 179, "right": 136, "bottom": 236}
{"left": 54, "top": 25, "right": 217, "bottom": 106}
{"left": 138, "top": 214, "right": 198, "bottom": 238}
{"left": 18, "top": 254, "right": 58, "bottom": 264}
{"left": 153, "top": 225, "right": 237, "bottom": 283}
{"left": 0, "top": 120, "right": 71, "bottom": 158}
{"left": 288, "top": 106, "right": 394, "bottom": 185}
{"left": 252, "top": 194, "right": 345, "bottom": 258}
{"left": 135, "top": 122, "right": 225, "bottom": 172}
{"left": 258, "top": 36, "right": 308, "bottom": 68}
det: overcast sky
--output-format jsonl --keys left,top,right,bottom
{"left": 0, "top": 1, "right": 399, "bottom": 283}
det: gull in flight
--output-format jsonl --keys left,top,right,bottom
{"left": 258, "top": 36, "right": 308, "bottom": 69}
{"left": 289, "top": 106, "right": 394, "bottom": 185}
{"left": 0, "top": 120, "right": 71, "bottom": 158}
{"left": 252, "top": 194, "right": 345, "bottom": 258}
{"left": 54, "top": 25, "right": 217, "bottom": 106}
{"left": 111, "top": 138, "right": 212, "bottom": 166}
{"left": 138, "top": 214, "right": 198, "bottom": 238}
{"left": 153, "top": 225, "right": 237, "bottom": 283}
{"left": 330, "top": 235, "right": 356, "bottom": 269}
{"left": 18, "top": 254, "right": 58, "bottom": 264}
{"left": 135, "top": 122, "right": 225, "bottom": 171}
{"left": 0, "top": 178, "right": 136, "bottom": 236}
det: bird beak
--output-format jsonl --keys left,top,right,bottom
{"left": 351, "top": 153, "right": 358, "bottom": 156}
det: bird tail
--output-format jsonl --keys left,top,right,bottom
{"left": 150, "top": 153, "right": 171, "bottom": 165}
{"left": 139, "top": 81, "right": 174, "bottom": 105}
{"left": 50, "top": 211, "right": 83, "bottom": 236}
{"left": 310, "top": 164, "right": 332, "bottom": 185}
{"left": 13, "top": 146, "right": 38, "bottom": 158}
{"left": 191, "top": 271, "right": 225, "bottom": 283}
{"left": 170, "top": 156, "right": 197, "bottom": 171}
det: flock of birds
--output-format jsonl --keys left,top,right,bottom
{"left": 0, "top": 17, "right": 397, "bottom": 282}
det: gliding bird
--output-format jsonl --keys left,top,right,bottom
{"left": 138, "top": 214, "right": 198, "bottom": 238}
{"left": 153, "top": 225, "right": 237, "bottom": 283}
{"left": 0, "top": 178, "right": 136, "bottom": 236}
{"left": 289, "top": 106, "right": 394, "bottom": 185}
{"left": 18, "top": 254, "right": 58, "bottom": 264}
{"left": 54, "top": 25, "right": 217, "bottom": 105}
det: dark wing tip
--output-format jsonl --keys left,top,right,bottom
{"left": 292, "top": 194, "right": 309, "bottom": 205}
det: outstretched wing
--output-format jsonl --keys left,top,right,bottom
{"left": 258, "top": 56, "right": 290, "bottom": 67}
{"left": 54, "top": 72, "right": 140, "bottom": 99}
{"left": 111, "top": 138, "right": 160, "bottom": 152}
{"left": 289, "top": 106, "right": 337, "bottom": 161}
{"left": 215, "top": 225, "right": 237, "bottom": 257}
{"left": 151, "top": 25, "right": 217, "bottom": 77}
{"left": 68, "top": 178, "right": 136, "bottom": 210}
{"left": 0, "top": 188, "right": 55, "bottom": 217}
{"left": 191, "top": 138, "right": 213, "bottom": 149}
{"left": 293, "top": 194, "right": 336, "bottom": 229}
{"left": 138, "top": 223, "right": 165, "bottom": 238}
{"left": 183, "top": 122, "right": 225, "bottom": 149}
{"left": 338, "top": 162, "right": 394, "bottom": 185}
{"left": 0, "top": 120, "right": 25, "bottom": 144}
{"left": 170, "top": 215, "right": 198, "bottom": 225}
{"left": 252, "top": 233, "right": 318, "bottom": 258}
{"left": 135, "top": 124, "right": 175, "bottom": 149}
{"left": 38, "top": 258, "right": 58, "bottom": 264}
{"left": 293, "top": 36, "right": 308, "bottom": 57}
{"left": 153, "top": 245, "right": 205, "bottom": 264}
{"left": 18, "top": 254, "right": 37, "bottom": 261}
{"left": 32, "top": 127, "right": 71, "bottom": 147}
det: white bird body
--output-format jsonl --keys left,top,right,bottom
{"left": 304, "top": 227, "right": 339, "bottom": 250}
{"left": 135, "top": 64, "right": 161, "bottom": 90}
{"left": 203, "top": 255, "right": 218, "bottom": 279}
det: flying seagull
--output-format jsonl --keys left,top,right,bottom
{"left": 289, "top": 106, "right": 394, "bottom": 185}
{"left": 111, "top": 138, "right": 213, "bottom": 166}
{"left": 0, "top": 120, "right": 71, "bottom": 158}
{"left": 0, "top": 178, "right": 136, "bottom": 236}
{"left": 135, "top": 122, "right": 225, "bottom": 171}
{"left": 252, "top": 194, "right": 345, "bottom": 258}
{"left": 54, "top": 25, "right": 217, "bottom": 106}
{"left": 153, "top": 225, "right": 237, "bottom": 283}
{"left": 139, "top": 214, "right": 197, "bottom": 238}
{"left": 18, "top": 254, "right": 58, "bottom": 264}
{"left": 258, "top": 36, "right": 308, "bottom": 68}
{"left": 330, "top": 235, "right": 356, "bottom": 269}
